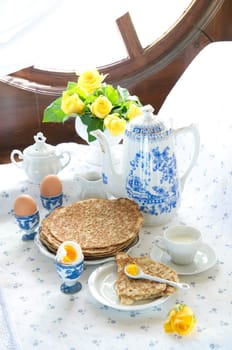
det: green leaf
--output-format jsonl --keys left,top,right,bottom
{"left": 85, "top": 94, "right": 98, "bottom": 105}
{"left": 117, "top": 85, "right": 142, "bottom": 106}
{"left": 117, "top": 85, "right": 130, "bottom": 101}
{"left": 80, "top": 114, "right": 104, "bottom": 142}
{"left": 43, "top": 97, "right": 67, "bottom": 123}
{"left": 97, "top": 84, "right": 120, "bottom": 105}
{"left": 128, "top": 95, "right": 143, "bottom": 105}
{"left": 67, "top": 81, "right": 78, "bottom": 90}
{"left": 63, "top": 82, "right": 88, "bottom": 102}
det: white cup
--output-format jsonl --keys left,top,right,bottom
{"left": 155, "top": 225, "right": 202, "bottom": 265}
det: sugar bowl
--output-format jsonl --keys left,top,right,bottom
{"left": 10, "top": 132, "right": 71, "bottom": 184}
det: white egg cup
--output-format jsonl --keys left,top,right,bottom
{"left": 55, "top": 259, "right": 84, "bottom": 294}
{"left": 15, "top": 210, "right": 40, "bottom": 241}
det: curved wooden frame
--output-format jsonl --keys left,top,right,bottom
{"left": 1, "top": 0, "right": 224, "bottom": 94}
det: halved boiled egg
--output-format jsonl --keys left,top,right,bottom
{"left": 125, "top": 263, "right": 139, "bottom": 276}
{"left": 56, "top": 241, "right": 83, "bottom": 264}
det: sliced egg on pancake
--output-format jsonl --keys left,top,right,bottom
{"left": 56, "top": 241, "right": 83, "bottom": 264}
{"left": 125, "top": 263, "right": 139, "bottom": 276}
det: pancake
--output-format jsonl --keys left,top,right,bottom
{"left": 39, "top": 198, "right": 144, "bottom": 259}
{"left": 115, "top": 252, "right": 179, "bottom": 305}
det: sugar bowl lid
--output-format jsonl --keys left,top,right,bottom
{"left": 24, "top": 132, "right": 55, "bottom": 157}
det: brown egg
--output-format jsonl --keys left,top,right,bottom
{"left": 14, "top": 194, "right": 38, "bottom": 216}
{"left": 40, "top": 175, "right": 62, "bottom": 197}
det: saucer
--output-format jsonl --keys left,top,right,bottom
{"left": 88, "top": 262, "right": 171, "bottom": 311}
{"left": 150, "top": 242, "right": 217, "bottom": 275}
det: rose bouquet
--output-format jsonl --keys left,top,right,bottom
{"left": 43, "top": 68, "right": 143, "bottom": 143}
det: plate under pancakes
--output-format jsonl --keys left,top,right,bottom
{"left": 39, "top": 198, "right": 144, "bottom": 260}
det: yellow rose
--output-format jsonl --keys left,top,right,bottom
{"left": 90, "top": 96, "right": 112, "bottom": 119}
{"left": 164, "top": 304, "right": 196, "bottom": 336}
{"left": 127, "top": 104, "right": 142, "bottom": 121}
{"left": 61, "top": 91, "right": 84, "bottom": 115}
{"left": 77, "top": 69, "right": 107, "bottom": 94}
{"left": 104, "top": 114, "right": 126, "bottom": 136}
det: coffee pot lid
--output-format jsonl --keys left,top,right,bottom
{"left": 24, "top": 132, "right": 54, "bottom": 157}
{"left": 126, "top": 104, "right": 166, "bottom": 134}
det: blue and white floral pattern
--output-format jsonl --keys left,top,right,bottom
{"left": 40, "top": 193, "right": 63, "bottom": 212}
{"left": 126, "top": 145, "right": 180, "bottom": 216}
{"left": 56, "top": 260, "right": 84, "bottom": 294}
{"left": 15, "top": 210, "right": 40, "bottom": 241}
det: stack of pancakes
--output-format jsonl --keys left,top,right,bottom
{"left": 39, "top": 198, "right": 143, "bottom": 260}
{"left": 115, "top": 252, "right": 179, "bottom": 305}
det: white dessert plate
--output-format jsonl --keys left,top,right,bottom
{"left": 88, "top": 262, "right": 171, "bottom": 311}
{"left": 150, "top": 242, "right": 217, "bottom": 275}
{"left": 34, "top": 233, "right": 139, "bottom": 266}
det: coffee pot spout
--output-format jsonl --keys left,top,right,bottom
{"left": 91, "top": 130, "right": 126, "bottom": 197}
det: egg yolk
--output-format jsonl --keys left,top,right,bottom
{"left": 62, "top": 244, "right": 78, "bottom": 263}
{"left": 126, "top": 263, "right": 139, "bottom": 276}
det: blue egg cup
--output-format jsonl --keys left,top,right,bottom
{"left": 40, "top": 193, "right": 63, "bottom": 215}
{"left": 15, "top": 211, "right": 40, "bottom": 241}
{"left": 60, "top": 282, "right": 82, "bottom": 294}
{"left": 55, "top": 259, "right": 84, "bottom": 294}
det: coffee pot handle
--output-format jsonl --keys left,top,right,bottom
{"left": 174, "top": 124, "right": 200, "bottom": 190}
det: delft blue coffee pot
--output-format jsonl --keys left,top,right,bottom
{"left": 92, "top": 105, "right": 200, "bottom": 226}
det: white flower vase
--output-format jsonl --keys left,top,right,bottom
{"left": 75, "top": 117, "right": 123, "bottom": 167}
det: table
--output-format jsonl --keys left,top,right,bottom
{"left": 1, "top": 42, "right": 232, "bottom": 349}
{"left": 0, "top": 137, "right": 231, "bottom": 350}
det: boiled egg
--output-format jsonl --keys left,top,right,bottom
{"left": 14, "top": 194, "right": 38, "bottom": 216}
{"left": 40, "top": 175, "right": 62, "bottom": 197}
{"left": 125, "top": 263, "right": 139, "bottom": 276}
{"left": 56, "top": 241, "right": 83, "bottom": 264}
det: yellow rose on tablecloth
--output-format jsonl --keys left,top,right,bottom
{"left": 90, "top": 96, "right": 112, "bottom": 119}
{"left": 77, "top": 69, "right": 107, "bottom": 94}
{"left": 61, "top": 91, "right": 85, "bottom": 115}
{"left": 164, "top": 304, "right": 196, "bottom": 336}
{"left": 127, "top": 104, "right": 142, "bottom": 121}
{"left": 104, "top": 114, "right": 127, "bottom": 136}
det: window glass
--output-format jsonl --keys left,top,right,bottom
{"left": 0, "top": 0, "right": 192, "bottom": 74}
{"left": 35, "top": 0, "right": 192, "bottom": 71}
{"left": 129, "top": 0, "right": 192, "bottom": 48}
